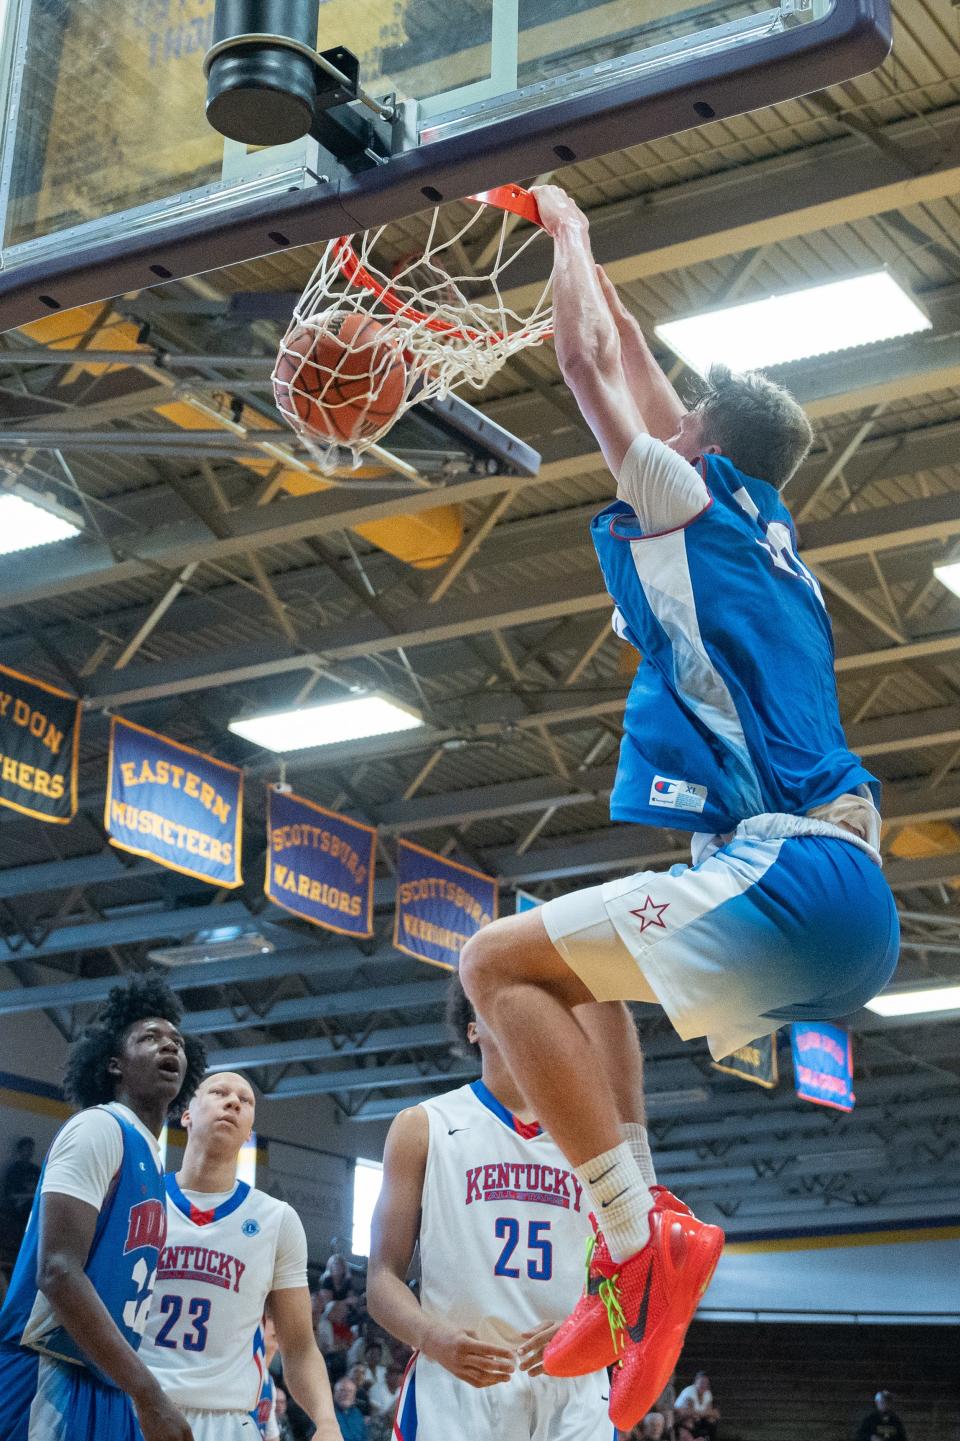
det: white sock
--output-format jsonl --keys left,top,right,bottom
{"left": 622, "top": 1122, "right": 657, "bottom": 1188}
{"left": 577, "top": 1141, "right": 654, "bottom": 1263}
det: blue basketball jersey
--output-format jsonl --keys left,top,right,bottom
{"left": 0, "top": 1104, "right": 166, "bottom": 1384}
{"left": 592, "top": 452, "right": 878, "bottom": 833}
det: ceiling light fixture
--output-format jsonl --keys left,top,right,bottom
{"left": 0, "top": 489, "right": 82, "bottom": 556}
{"left": 655, "top": 271, "right": 931, "bottom": 375}
{"left": 933, "top": 561, "right": 960, "bottom": 599}
{"left": 864, "top": 983, "right": 960, "bottom": 1018}
{"left": 229, "top": 693, "right": 423, "bottom": 752}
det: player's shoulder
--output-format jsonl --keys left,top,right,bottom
{"left": 243, "top": 1184, "right": 294, "bottom": 1222}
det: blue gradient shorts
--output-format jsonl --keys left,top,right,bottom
{"left": 0, "top": 1346, "right": 143, "bottom": 1441}
{"left": 541, "top": 814, "right": 899, "bottom": 1059}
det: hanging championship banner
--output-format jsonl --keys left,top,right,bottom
{"left": 106, "top": 718, "right": 243, "bottom": 887}
{"left": 791, "top": 1022, "right": 855, "bottom": 1112}
{"left": 395, "top": 839, "right": 498, "bottom": 970}
{"left": 265, "top": 787, "right": 376, "bottom": 939}
{"left": 0, "top": 664, "right": 81, "bottom": 824}
{"left": 712, "top": 1034, "right": 779, "bottom": 1089}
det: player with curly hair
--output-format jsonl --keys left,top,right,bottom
{"left": 0, "top": 974, "right": 207, "bottom": 1441}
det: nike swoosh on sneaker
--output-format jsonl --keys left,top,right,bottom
{"left": 627, "top": 1264, "right": 654, "bottom": 1345}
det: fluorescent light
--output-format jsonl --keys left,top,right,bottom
{"left": 656, "top": 272, "right": 931, "bottom": 375}
{"left": 865, "top": 984, "right": 960, "bottom": 1018}
{"left": 934, "top": 562, "right": 960, "bottom": 599}
{"left": 0, "top": 492, "right": 81, "bottom": 555}
{"left": 229, "top": 693, "right": 423, "bottom": 751}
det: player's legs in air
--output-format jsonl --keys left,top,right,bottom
{"left": 461, "top": 181, "right": 899, "bottom": 1432}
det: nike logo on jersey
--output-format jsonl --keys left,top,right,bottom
{"left": 448, "top": 1127, "right": 468, "bottom": 1135}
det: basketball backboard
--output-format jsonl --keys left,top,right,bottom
{"left": 0, "top": 0, "right": 891, "bottom": 332}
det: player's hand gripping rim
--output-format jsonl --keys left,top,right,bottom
{"left": 421, "top": 1324, "right": 516, "bottom": 1388}
{"left": 517, "top": 1320, "right": 563, "bottom": 1377}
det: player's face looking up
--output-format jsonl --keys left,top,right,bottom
{"left": 107, "top": 1015, "right": 187, "bottom": 1109}
{"left": 182, "top": 1071, "right": 255, "bottom": 1151}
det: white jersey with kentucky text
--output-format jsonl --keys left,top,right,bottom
{"left": 141, "top": 1176, "right": 306, "bottom": 1411}
{"left": 419, "top": 1080, "right": 592, "bottom": 1341}
{"left": 397, "top": 1080, "right": 609, "bottom": 1441}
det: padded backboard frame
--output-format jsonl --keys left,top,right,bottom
{"left": 0, "top": 0, "right": 892, "bottom": 334}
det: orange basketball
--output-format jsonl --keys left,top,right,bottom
{"left": 273, "top": 311, "right": 407, "bottom": 444}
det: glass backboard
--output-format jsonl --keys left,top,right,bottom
{"left": 0, "top": 0, "right": 891, "bottom": 332}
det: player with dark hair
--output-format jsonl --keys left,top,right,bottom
{"left": 459, "top": 184, "right": 899, "bottom": 1431}
{"left": 367, "top": 974, "right": 627, "bottom": 1441}
{"left": 0, "top": 975, "right": 206, "bottom": 1441}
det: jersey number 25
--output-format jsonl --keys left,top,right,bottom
{"left": 494, "top": 1218, "right": 553, "bottom": 1280}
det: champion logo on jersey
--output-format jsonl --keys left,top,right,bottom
{"left": 465, "top": 1161, "right": 583, "bottom": 1211}
{"left": 649, "top": 774, "right": 707, "bottom": 813}
{"left": 630, "top": 895, "right": 670, "bottom": 935}
{"left": 124, "top": 1198, "right": 166, "bottom": 1255}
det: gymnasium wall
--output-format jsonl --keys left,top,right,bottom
{"left": 704, "top": 1228, "right": 960, "bottom": 1324}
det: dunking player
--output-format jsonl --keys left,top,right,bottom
{"left": 368, "top": 975, "right": 623, "bottom": 1441}
{"left": 0, "top": 976, "right": 207, "bottom": 1441}
{"left": 459, "top": 183, "right": 900, "bottom": 1431}
{"left": 140, "top": 1071, "right": 338, "bottom": 1441}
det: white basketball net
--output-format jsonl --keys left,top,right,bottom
{"left": 272, "top": 194, "right": 554, "bottom": 470}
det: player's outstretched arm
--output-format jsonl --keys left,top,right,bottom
{"left": 531, "top": 183, "right": 647, "bottom": 477}
{"left": 595, "top": 265, "right": 687, "bottom": 443}
{"left": 37, "top": 1192, "right": 194, "bottom": 1441}
{"left": 269, "top": 1285, "right": 339, "bottom": 1441}
{"left": 367, "top": 1107, "right": 515, "bottom": 1389}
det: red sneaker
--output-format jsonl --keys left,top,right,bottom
{"left": 607, "top": 1208, "right": 724, "bottom": 1432}
{"left": 543, "top": 1187, "right": 694, "bottom": 1379}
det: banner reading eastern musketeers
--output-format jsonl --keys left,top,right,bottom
{"left": 265, "top": 787, "right": 376, "bottom": 938}
{"left": 106, "top": 718, "right": 243, "bottom": 887}
{"left": 395, "top": 839, "right": 498, "bottom": 970}
{"left": 712, "top": 1034, "right": 779, "bottom": 1089}
{"left": 0, "top": 664, "right": 81, "bottom": 824}
{"left": 791, "top": 1022, "right": 855, "bottom": 1112}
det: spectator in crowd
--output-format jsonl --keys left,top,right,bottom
{"left": 333, "top": 1376, "right": 366, "bottom": 1441}
{"left": 855, "top": 1391, "right": 909, "bottom": 1441}
{"left": 316, "top": 1298, "right": 355, "bottom": 1356}
{"left": 348, "top": 1334, "right": 385, "bottom": 1382}
{"left": 348, "top": 1363, "right": 371, "bottom": 1416}
{"left": 676, "top": 1372, "right": 720, "bottom": 1441}
{"left": 274, "top": 1386, "right": 296, "bottom": 1441}
{"left": 1, "top": 1137, "right": 40, "bottom": 1240}
{"left": 368, "top": 1360, "right": 404, "bottom": 1419}
{"left": 652, "top": 1373, "right": 677, "bottom": 1436}
{"left": 321, "top": 1253, "right": 356, "bottom": 1301}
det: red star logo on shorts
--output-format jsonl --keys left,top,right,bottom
{"left": 630, "top": 895, "right": 670, "bottom": 933}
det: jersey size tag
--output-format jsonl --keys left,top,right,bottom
{"left": 649, "top": 775, "right": 708, "bottom": 813}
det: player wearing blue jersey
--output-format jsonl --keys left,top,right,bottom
{"left": 0, "top": 976, "right": 207, "bottom": 1441}
{"left": 459, "top": 184, "right": 899, "bottom": 1433}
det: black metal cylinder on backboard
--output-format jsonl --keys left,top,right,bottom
{"left": 206, "top": 0, "right": 321, "bottom": 146}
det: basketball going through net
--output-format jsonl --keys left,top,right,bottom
{"left": 271, "top": 185, "right": 554, "bottom": 468}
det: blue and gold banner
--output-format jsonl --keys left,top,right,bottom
{"left": 395, "top": 839, "right": 498, "bottom": 970}
{"left": 265, "top": 787, "right": 376, "bottom": 938}
{"left": 791, "top": 1022, "right": 855, "bottom": 1112}
{"left": 0, "top": 664, "right": 80, "bottom": 824}
{"left": 712, "top": 1034, "right": 779, "bottom": 1089}
{"left": 106, "top": 717, "right": 243, "bottom": 887}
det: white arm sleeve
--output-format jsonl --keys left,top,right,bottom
{"left": 40, "top": 1108, "right": 123, "bottom": 1209}
{"left": 270, "top": 1205, "right": 309, "bottom": 1291}
{"left": 617, "top": 433, "right": 710, "bottom": 532}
